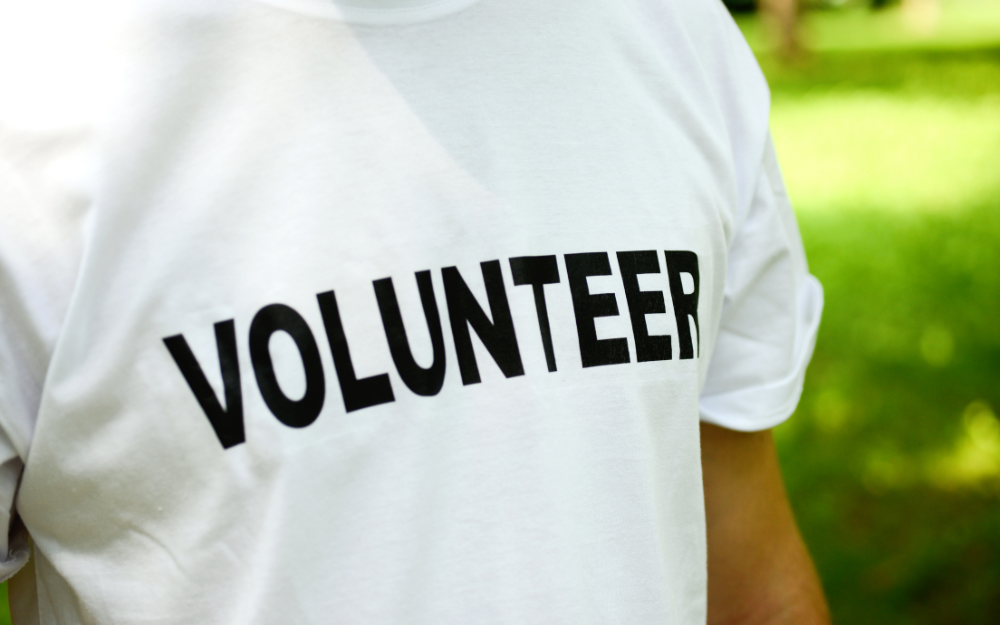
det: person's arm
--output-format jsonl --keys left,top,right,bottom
{"left": 701, "top": 422, "right": 830, "bottom": 625}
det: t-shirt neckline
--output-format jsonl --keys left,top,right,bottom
{"left": 256, "top": 0, "right": 484, "bottom": 25}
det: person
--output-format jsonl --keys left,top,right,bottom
{"left": 0, "top": 0, "right": 828, "bottom": 622}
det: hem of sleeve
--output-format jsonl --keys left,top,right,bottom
{"left": 699, "top": 275, "right": 823, "bottom": 432}
{"left": 0, "top": 520, "right": 30, "bottom": 583}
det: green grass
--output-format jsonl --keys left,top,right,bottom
{"left": 737, "top": 0, "right": 1000, "bottom": 53}
{"left": 773, "top": 91, "right": 1000, "bottom": 214}
{"left": 782, "top": 199, "right": 1000, "bottom": 623}
{"left": 0, "top": 582, "right": 9, "bottom": 625}
{"left": 743, "top": 3, "right": 1000, "bottom": 623}
{"left": 767, "top": 49, "right": 1000, "bottom": 215}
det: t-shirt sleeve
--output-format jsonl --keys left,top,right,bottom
{"left": 699, "top": 133, "right": 823, "bottom": 431}
{"left": 0, "top": 150, "right": 39, "bottom": 581}
{"left": 0, "top": 108, "right": 88, "bottom": 581}
{"left": 0, "top": 428, "right": 28, "bottom": 582}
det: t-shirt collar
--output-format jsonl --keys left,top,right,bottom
{"left": 257, "top": 0, "right": 484, "bottom": 25}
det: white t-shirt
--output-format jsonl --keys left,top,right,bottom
{"left": 0, "top": 0, "right": 822, "bottom": 622}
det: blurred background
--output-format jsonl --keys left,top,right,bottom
{"left": 727, "top": 0, "right": 1000, "bottom": 622}
{"left": 0, "top": 0, "right": 997, "bottom": 623}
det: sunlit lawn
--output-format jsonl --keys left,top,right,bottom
{"left": 744, "top": 3, "right": 1000, "bottom": 623}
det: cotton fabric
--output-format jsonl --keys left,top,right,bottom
{"left": 0, "top": 0, "right": 821, "bottom": 622}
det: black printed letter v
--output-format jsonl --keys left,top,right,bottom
{"left": 163, "top": 320, "right": 246, "bottom": 449}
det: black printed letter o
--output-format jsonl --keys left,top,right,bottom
{"left": 249, "top": 304, "right": 326, "bottom": 428}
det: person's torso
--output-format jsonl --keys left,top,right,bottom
{"left": 11, "top": 0, "right": 750, "bottom": 622}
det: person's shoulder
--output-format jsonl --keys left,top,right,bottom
{"left": 624, "top": 0, "right": 744, "bottom": 40}
{"left": 623, "top": 0, "right": 769, "bottom": 114}
{"left": 626, "top": 0, "right": 772, "bottom": 222}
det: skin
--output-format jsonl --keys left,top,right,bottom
{"left": 701, "top": 422, "right": 831, "bottom": 625}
